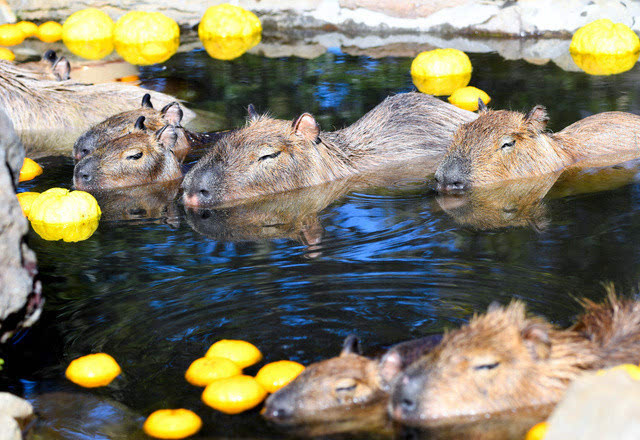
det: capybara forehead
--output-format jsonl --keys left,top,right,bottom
{"left": 302, "top": 354, "right": 375, "bottom": 381}
{"left": 451, "top": 110, "right": 528, "bottom": 152}
{"left": 101, "top": 131, "right": 158, "bottom": 153}
{"left": 94, "top": 107, "right": 162, "bottom": 131}
{"left": 217, "top": 116, "right": 294, "bottom": 153}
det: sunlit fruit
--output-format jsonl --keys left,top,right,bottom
{"left": 411, "top": 49, "right": 472, "bottom": 96}
{"left": 65, "top": 353, "right": 121, "bottom": 387}
{"left": 37, "top": 21, "right": 63, "bottom": 43}
{"left": 16, "top": 192, "right": 40, "bottom": 217}
{"left": 0, "top": 47, "right": 15, "bottom": 61}
{"left": 198, "top": 4, "right": 262, "bottom": 40}
{"left": 0, "top": 24, "right": 25, "bottom": 46}
{"left": 448, "top": 86, "right": 491, "bottom": 111}
{"left": 597, "top": 363, "right": 640, "bottom": 380}
{"left": 19, "top": 157, "right": 43, "bottom": 182}
{"left": 202, "top": 375, "right": 267, "bottom": 414}
{"left": 205, "top": 339, "right": 262, "bottom": 368}
{"left": 255, "top": 360, "right": 305, "bottom": 393}
{"left": 201, "top": 34, "right": 261, "bottom": 60}
{"left": 16, "top": 21, "right": 38, "bottom": 38}
{"left": 143, "top": 409, "right": 202, "bottom": 439}
{"left": 570, "top": 19, "right": 640, "bottom": 55}
{"left": 571, "top": 52, "right": 639, "bottom": 76}
{"left": 185, "top": 356, "right": 242, "bottom": 387}
{"left": 525, "top": 421, "right": 548, "bottom": 440}
{"left": 114, "top": 11, "right": 179, "bottom": 65}
{"left": 63, "top": 8, "right": 115, "bottom": 60}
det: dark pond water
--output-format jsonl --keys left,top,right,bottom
{"left": 5, "top": 37, "right": 640, "bottom": 439}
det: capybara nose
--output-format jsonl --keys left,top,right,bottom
{"left": 262, "top": 394, "right": 294, "bottom": 421}
{"left": 182, "top": 165, "right": 219, "bottom": 207}
{"left": 435, "top": 158, "right": 469, "bottom": 192}
{"left": 75, "top": 148, "right": 91, "bottom": 161}
{"left": 73, "top": 157, "right": 98, "bottom": 189}
{"left": 390, "top": 373, "right": 423, "bottom": 421}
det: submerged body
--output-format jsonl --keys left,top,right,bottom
{"left": 435, "top": 105, "right": 640, "bottom": 191}
{"left": 182, "top": 92, "right": 476, "bottom": 206}
{"left": 390, "top": 287, "right": 640, "bottom": 426}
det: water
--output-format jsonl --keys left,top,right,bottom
{"left": 5, "top": 39, "right": 640, "bottom": 439}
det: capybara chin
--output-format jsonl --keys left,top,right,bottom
{"left": 73, "top": 117, "right": 182, "bottom": 191}
{"left": 435, "top": 104, "right": 640, "bottom": 191}
{"left": 390, "top": 286, "right": 640, "bottom": 426}
{"left": 262, "top": 334, "right": 441, "bottom": 425}
{"left": 182, "top": 92, "right": 476, "bottom": 207}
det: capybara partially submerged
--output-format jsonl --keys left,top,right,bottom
{"left": 73, "top": 117, "right": 182, "bottom": 190}
{"left": 435, "top": 103, "right": 640, "bottom": 191}
{"left": 390, "top": 286, "right": 640, "bottom": 426}
{"left": 182, "top": 92, "right": 476, "bottom": 206}
{"left": 0, "top": 60, "right": 195, "bottom": 153}
{"left": 263, "top": 334, "right": 442, "bottom": 425}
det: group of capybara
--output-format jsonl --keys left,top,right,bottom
{"left": 7, "top": 50, "right": 640, "bottom": 433}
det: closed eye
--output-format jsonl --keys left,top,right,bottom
{"left": 501, "top": 140, "right": 515, "bottom": 149}
{"left": 473, "top": 362, "right": 500, "bottom": 371}
{"left": 335, "top": 384, "right": 357, "bottom": 392}
{"left": 259, "top": 151, "right": 281, "bottom": 161}
{"left": 127, "top": 152, "right": 143, "bottom": 160}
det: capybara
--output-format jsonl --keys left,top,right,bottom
{"left": 263, "top": 334, "right": 442, "bottom": 425}
{"left": 435, "top": 103, "right": 640, "bottom": 191}
{"left": 182, "top": 92, "right": 476, "bottom": 206}
{"left": 19, "top": 50, "right": 70, "bottom": 81}
{"left": 390, "top": 286, "right": 640, "bottom": 426}
{"left": 0, "top": 60, "right": 195, "bottom": 154}
{"left": 73, "top": 117, "right": 182, "bottom": 190}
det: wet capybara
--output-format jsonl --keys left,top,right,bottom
{"left": 263, "top": 334, "right": 442, "bottom": 425}
{"left": 73, "top": 117, "right": 182, "bottom": 190}
{"left": 0, "top": 60, "right": 195, "bottom": 154}
{"left": 390, "top": 286, "right": 640, "bottom": 426}
{"left": 19, "top": 50, "right": 70, "bottom": 81}
{"left": 435, "top": 103, "right": 640, "bottom": 191}
{"left": 182, "top": 92, "right": 476, "bottom": 206}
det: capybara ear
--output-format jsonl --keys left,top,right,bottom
{"left": 524, "top": 106, "right": 549, "bottom": 132}
{"left": 141, "top": 93, "right": 154, "bottom": 109}
{"left": 522, "top": 323, "right": 551, "bottom": 360}
{"left": 247, "top": 104, "right": 259, "bottom": 121}
{"left": 52, "top": 57, "right": 71, "bottom": 81}
{"left": 293, "top": 113, "right": 320, "bottom": 142}
{"left": 156, "top": 125, "right": 178, "bottom": 151}
{"left": 42, "top": 49, "right": 57, "bottom": 65}
{"left": 377, "top": 350, "right": 403, "bottom": 388}
{"left": 340, "top": 334, "right": 362, "bottom": 356}
{"left": 477, "top": 98, "right": 488, "bottom": 113}
{"left": 134, "top": 116, "right": 146, "bottom": 130}
{"left": 161, "top": 102, "right": 183, "bottom": 126}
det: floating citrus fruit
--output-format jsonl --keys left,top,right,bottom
{"left": 16, "top": 192, "right": 41, "bottom": 217}
{"left": 255, "top": 360, "right": 305, "bottom": 393}
{"left": 0, "top": 24, "right": 25, "bottom": 46}
{"left": 202, "top": 375, "right": 267, "bottom": 414}
{"left": 143, "top": 409, "right": 202, "bottom": 439}
{"left": 185, "top": 356, "right": 242, "bottom": 387}
{"left": 205, "top": 340, "right": 262, "bottom": 368}
{"left": 570, "top": 19, "right": 640, "bottom": 55}
{"left": 525, "top": 421, "right": 548, "bottom": 440}
{"left": 0, "top": 47, "right": 15, "bottom": 61}
{"left": 16, "top": 21, "right": 38, "bottom": 38}
{"left": 201, "top": 34, "right": 261, "bottom": 60}
{"left": 63, "top": 8, "right": 115, "bottom": 60}
{"left": 597, "top": 363, "right": 640, "bottom": 380}
{"left": 571, "top": 52, "right": 639, "bottom": 76}
{"left": 65, "top": 353, "right": 121, "bottom": 387}
{"left": 19, "top": 158, "right": 43, "bottom": 182}
{"left": 411, "top": 49, "right": 472, "bottom": 96}
{"left": 198, "top": 4, "right": 262, "bottom": 40}
{"left": 37, "top": 21, "right": 63, "bottom": 43}
{"left": 114, "top": 11, "right": 179, "bottom": 65}
{"left": 448, "top": 86, "right": 491, "bottom": 111}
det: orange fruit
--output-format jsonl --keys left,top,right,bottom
{"left": 0, "top": 24, "right": 25, "bottom": 46}
{"left": 19, "top": 158, "right": 43, "bottom": 182}
{"left": 255, "top": 360, "right": 305, "bottom": 393}
{"left": 143, "top": 409, "right": 202, "bottom": 439}
{"left": 16, "top": 192, "right": 40, "bottom": 217}
{"left": 37, "top": 21, "right": 63, "bottom": 43}
{"left": 205, "top": 340, "right": 262, "bottom": 368}
{"left": 185, "top": 356, "right": 242, "bottom": 387}
{"left": 448, "top": 86, "right": 491, "bottom": 111}
{"left": 202, "top": 375, "right": 267, "bottom": 414}
{"left": 525, "top": 421, "right": 548, "bottom": 440}
{"left": 0, "top": 47, "right": 15, "bottom": 61}
{"left": 16, "top": 21, "right": 38, "bottom": 38}
{"left": 65, "top": 353, "right": 121, "bottom": 387}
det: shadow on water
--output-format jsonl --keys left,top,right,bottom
{"left": 5, "top": 43, "right": 640, "bottom": 439}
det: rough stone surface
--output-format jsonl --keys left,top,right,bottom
{"left": 0, "top": 108, "right": 42, "bottom": 344}
{"left": 545, "top": 369, "right": 640, "bottom": 440}
{"left": 0, "top": 393, "right": 33, "bottom": 421}
{"left": 0, "top": 414, "right": 21, "bottom": 440}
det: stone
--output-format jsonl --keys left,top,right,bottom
{"left": 544, "top": 369, "right": 640, "bottom": 440}
{"left": 0, "top": 414, "right": 21, "bottom": 440}
{"left": 0, "top": 393, "right": 33, "bottom": 420}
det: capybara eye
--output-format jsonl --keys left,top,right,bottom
{"left": 334, "top": 378, "right": 358, "bottom": 393}
{"left": 127, "top": 151, "right": 143, "bottom": 160}
{"left": 472, "top": 361, "right": 500, "bottom": 371}
{"left": 501, "top": 139, "right": 516, "bottom": 150}
{"left": 258, "top": 150, "right": 281, "bottom": 161}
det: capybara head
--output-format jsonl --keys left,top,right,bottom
{"left": 182, "top": 106, "right": 336, "bottom": 207}
{"left": 22, "top": 50, "right": 70, "bottom": 81}
{"left": 390, "top": 302, "right": 596, "bottom": 426}
{"left": 73, "top": 95, "right": 186, "bottom": 161}
{"left": 73, "top": 117, "right": 182, "bottom": 190}
{"left": 263, "top": 335, "right": 387, "bottom": 425}
{"left": 435, "top": 104, "right": 554, "bottom": 191}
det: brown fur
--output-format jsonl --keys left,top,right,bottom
{"left": 435, "top": 106, "right": 640, "bottom": 190}
{"left": 390, "top": 288, "right": 640, "bottom": 426}
{"left": 0, "top": 60, "right": 195, "bottom": 154}
{"left": 182, "top": 92, "right": 476, "bottom": 206}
